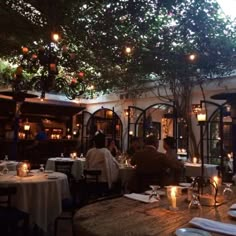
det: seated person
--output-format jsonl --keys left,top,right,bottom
{"left": 163, "top": 136, "right": 178, "bottom": 160}
{"left": 129, "top": 135, "right": 182, "bottom": 192}
{"left": 85, "top": 131, "right": 119, "bottom": 190}
{"left": 107, "top": 139, "right": 121, "bottom": 158}
{"left": 26, "top": 122, "right": 48, "bottom": 150}
{"left": 126, "top": 136, "right": 142, "bottom": 158}
{"left": 163, "top": 136, "right": 184, "bottom": 184}
{"left": 35, "top": 123, "right": 48, "bottom": 141}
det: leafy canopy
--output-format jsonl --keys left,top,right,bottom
{"left": 0, "top": 0, "right": 236, "bottom": 98}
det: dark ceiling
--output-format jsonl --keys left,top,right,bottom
{"left": 0, "top": 97, "right": 85, "bottom": 121}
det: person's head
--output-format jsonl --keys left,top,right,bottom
{"left": 94, "top": 130, "right": 106, "bottom": 148}
{"left": 163, "top": 136, "right": 176, "bottom": 150}
{"left": 108, "top": 139, "right": 116, "bottom": 147}
{"left": 36, "top": 122, "right": 45, "bottom": 132}
{"left": 144, "top": 135, "right": 159, "bottom": 149}
{"left": 130, "top": 137, "right": 140, "bottom": 148}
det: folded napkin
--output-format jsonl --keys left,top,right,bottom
{"left": 124, "top": 193, "right": 159, "bottom": 203}
{"left": 190, "top": 217, "right": 236, "bottom": 235}
{"left": 230, "top": 203, "right": 236, "bottom": 210}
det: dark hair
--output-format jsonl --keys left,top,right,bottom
{"left": 144, "top": 135, "right": 158, "bottom": 146}
{"left": 94, "top": 131, "right": 106, "bottom": 148}
{"left": 130, "top": 136, "right": 139, "bottom": 143}
{"left": 163, "top": 136, "right": 176, "bottom": 149}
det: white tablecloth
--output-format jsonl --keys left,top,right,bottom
{"left": 0, "top": 161, "right": 18, "bottom": 171}
{"left": 119, "top": 165, "right": 135, "bottom": 193}
{"left": 184, "top": 163, "right": 218, "bottom": 178}
{"left": 0, "top": 170, "right": 70, "bottom": 232}
{"left": 45, "top": 157, "right": 86, "bottom": 180}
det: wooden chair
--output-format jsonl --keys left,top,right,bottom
{"left": 54, "top": 161, "right": 75, "bottom": 185}
{"left": 54, "top": 161, "right": 77, "bottom": 236}
{"left": 0, "top": 186, "right": 29, "bottom": 236}
{"left": 83, "top": 169, "right": 105, "bottom": 202}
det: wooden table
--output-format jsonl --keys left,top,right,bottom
{"left": 73, "top": 189, "right": 236, "bottom": 236}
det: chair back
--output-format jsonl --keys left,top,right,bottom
{"left": 55, "top": 161, "right": 74, "bottom": 183}
{"left": 83, "top": 169, "right": 102, "bottom": 183}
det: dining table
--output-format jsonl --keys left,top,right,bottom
{"left": 45, "top": 157, "right": 86, "bottom": 180}
{"left": 184, "top": 163, "right": 218, "bottom": 178}
{"left": 119, "top": 164, "right": 135, "bottom": 193}
{"left": 73, "top": 187, "right": 236, "bottom": 236}
{"left": 0, "top": 170, "right": 70, "bottom": 232}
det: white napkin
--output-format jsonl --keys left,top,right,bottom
{"left": 124, "top": 193, "right": 159, "bottom": 203}
{"left": 190, "top": 217, "right": 236, "bottom": 235}
{"left": 230, "top": 203, "right": 236, "bottom": 210}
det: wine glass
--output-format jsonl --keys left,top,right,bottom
{"left": 222, "top": 182, "right": 233, "bottom": 200}
{"left": 2, "top": 165, "right": 9, "bottom": 175}
{"left": 188, "top": 192, "right": 202, "bottom": 211}
{"left": 39, "top": 164, "right": 44, "bottom": 172}
{"left": 149, "top": 185, "right": 160, "bottom": 200}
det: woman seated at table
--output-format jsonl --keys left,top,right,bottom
{"left": 107, "top": 139, "right": 121, "bottom": 158}
{"left": 85, "top": 131, "right": 119, "bottom": 190}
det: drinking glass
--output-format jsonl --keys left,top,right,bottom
{"left": 188, "top": 192, "right": 202, "bottom": 211}
{"left": 149, "top": 185, "right": 160, "bottom": 200}
{"left": 222, "top": 182, "right": 233, "bottom": 200}
{"left": 39, "top": 164, "right": 44, "bottom": 172}
{"left": 4, "top": 155, "right": 8, "bottom": 161}
{"left": 2, "top": 165, "right": 9, "bottom": 175}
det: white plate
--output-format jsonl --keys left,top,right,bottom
{"left": 179, "top": 182, "right": 192, "bottom": 188}
{"left": 228, "top": 210, "right": 236, "bottom": 218}
{"left": 175, "top": 228, "right": 212, "bottom": 236}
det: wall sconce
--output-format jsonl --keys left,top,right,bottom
{"left": 197, "top": 109, "right": 207, "bottom": 122}
{"left": 192, "top": 104, "right": 202, "bottom": 115}
{"left": 24, "top": 119, "right": 30, "bottom": 131}
{"left": 124, "top": 109, "right": 129, "bottom": 117}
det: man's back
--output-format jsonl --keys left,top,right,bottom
{"left": 132, "top": 146, "right": 166, "bottom": 174}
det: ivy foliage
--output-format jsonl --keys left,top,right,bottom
{"left": 0, "top": 0, "right": 236, "bottom": 98}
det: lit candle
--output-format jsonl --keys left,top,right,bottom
{"left": 213, "top": 176, "right": 221, "bottom": 187}
{"left": 22, "top": 163, "right": 28, "bottom": 176}
{"left": 171, "top": 187, "right": 177, "bottom": 209}
{"left": 193, "top": 157, "right": 197, "bottom": 164}
{"left": 212, "top": 176, "right": 221, "bottom": 195}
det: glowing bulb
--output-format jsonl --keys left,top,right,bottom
{"left": 52, "top": 33, "right": 60, "bottom": 42}
{"left": 125, "top": 47, "right": 132, "bottom": 54}
{"left": 189, "top": 54, "right": 196, "bottom": 61}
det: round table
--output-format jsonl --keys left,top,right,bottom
{"left": 0, "top": 170, "right": 70, "bottom": 232}
{"left": 73, "top": 191, "right": 236, "bottom": 236}
{"left": 0, "top": 160, "right": 18, "bottom": 172}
